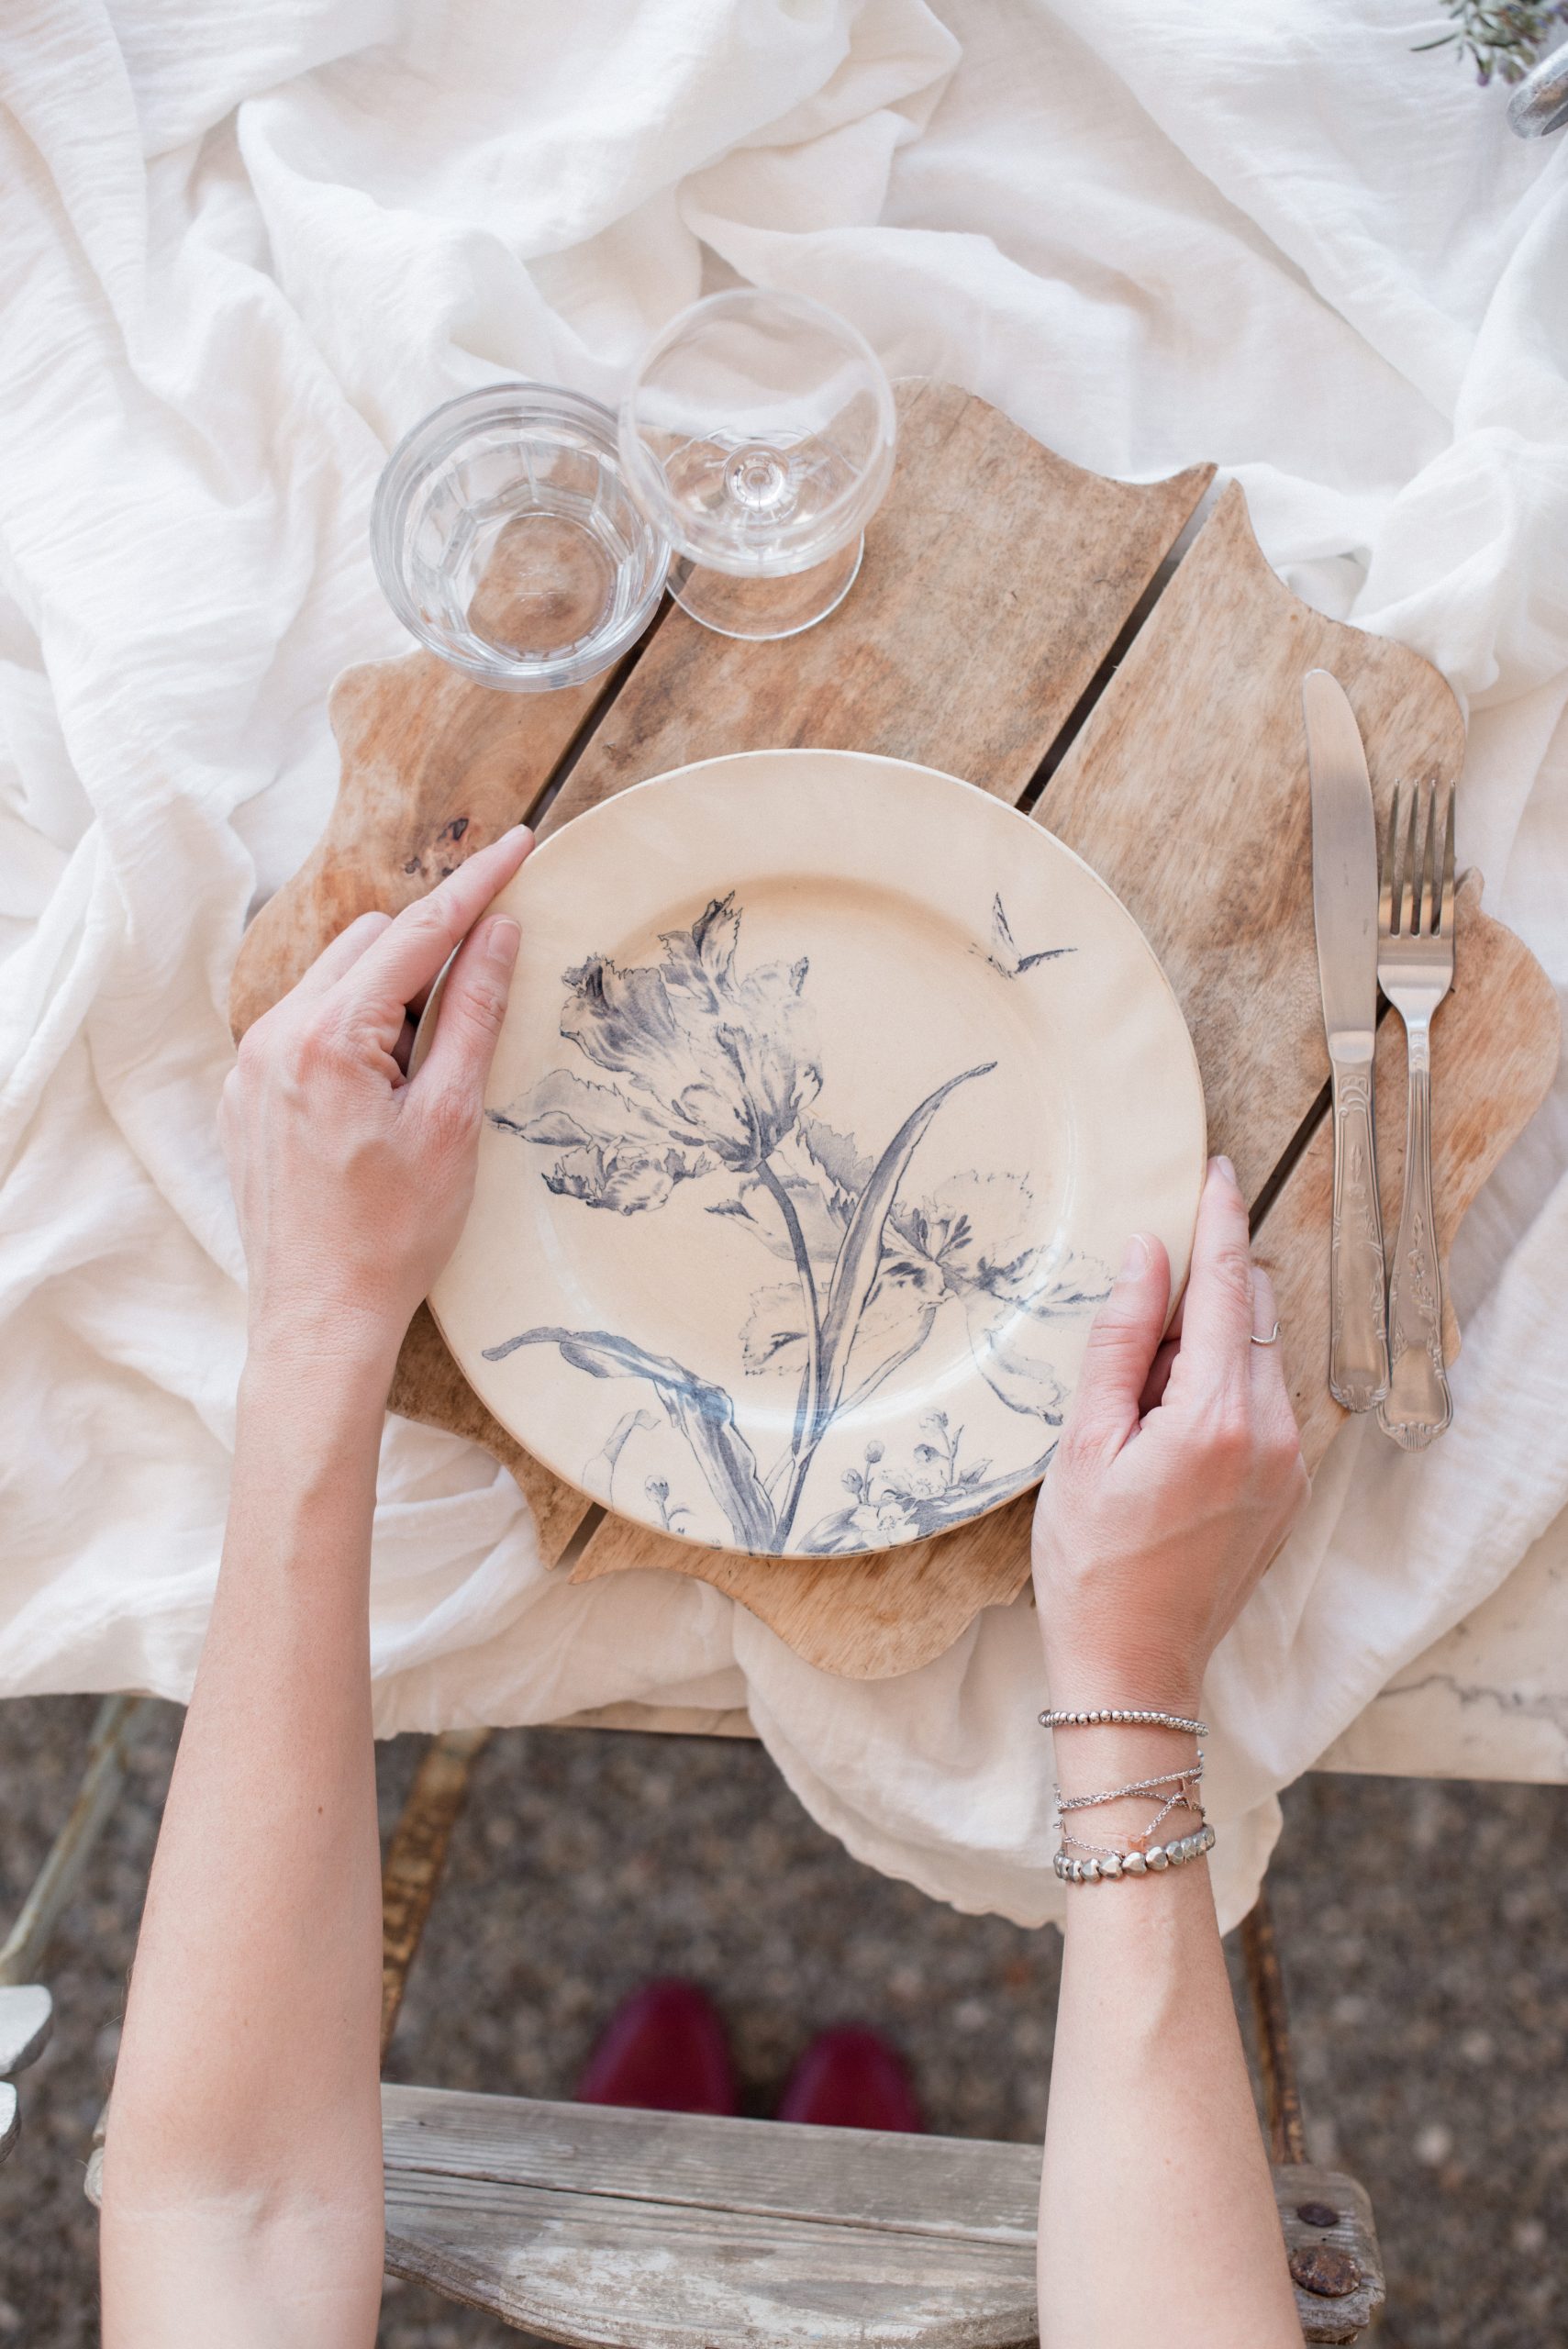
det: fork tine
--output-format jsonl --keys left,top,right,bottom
{"left": 1382, "top": 785, "right": 1401, "bottom": 936}
{"left": 1423, "top": 784, "right": 1442, "bottom": 937}
{"left": 1438, "top": 784, "right": 1456, "bottom": 939}
{"left": 1405, "top": 781, "right": 1424, "bottom": 934}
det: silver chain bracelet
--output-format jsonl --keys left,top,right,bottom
{"left": 1039, "top": 1706, "right": 1207, "bottom": 1736}
{"left": 1056, "top": 1759, "right": 1204, "bottom": 1859}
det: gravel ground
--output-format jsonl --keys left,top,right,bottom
{"left": 1, "top": 1694, "right": 1563, "bottom": 2347}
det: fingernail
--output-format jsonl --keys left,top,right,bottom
{"left": 484, "top": 916, "right": 520, "bottom": 967}
{"left": 1210, "top": 1154, "right": 1238, "bottom": 1188}
{"left": 500, "top": 824, "right": 533, "bottom": 850}
{"left": 1117, "top": 1234, "right": 1151, "bottom": 1283}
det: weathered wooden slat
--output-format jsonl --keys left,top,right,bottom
{"left": 1242, "top": 1890, "right": 1307, "bottom": 2165}
{"left": 228, "top": 650, "right": 615, "bottom": 1041}
{"left": 1035, "top": 482, "right": 1469, "bottom": 1200}
{"left": 384, "top": 2178, "right": 1038, "bottom": 2349}
{"left": 537, "top": 382, "right": 1212, "bottom": 837}
{"left": 377, "top": 2087, "right": 1382, "bottom": 2345}
{"left": 78, "top": 2085, "right": 1381, "bottom": 2342}
{"left": 1276, "top": 2167, "right": 1385, "bottom": 2345}
{"left": 381, "top": 1729, "right": 493, "bottom": 2059}
{"left": 383, "top": 2083, "right": 1040, "bottom": 2243}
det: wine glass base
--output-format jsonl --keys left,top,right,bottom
{"left": 668, "top": 537, "right": 863, "bottom": 640}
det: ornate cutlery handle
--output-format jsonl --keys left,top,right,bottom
{"left": 1380, "top": 1025, "right": 1452, "bottom": 1449}
{"left": 1327, "top": 1056, "right": 1390, "bottom": 1411}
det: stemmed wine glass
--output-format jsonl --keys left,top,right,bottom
{"left": 618, "top": 289, "right": 897, "bottom": 640}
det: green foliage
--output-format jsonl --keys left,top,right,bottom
{"left": 1414, "top": 1, "right": 1568, "bottom": 84}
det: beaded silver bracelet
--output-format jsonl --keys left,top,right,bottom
{"left": 1039, "top": 1706, "right": 1207, "bottom": 1737}
{"left": 1054, "top": 1821, "right": 1216, "bottom": 1883}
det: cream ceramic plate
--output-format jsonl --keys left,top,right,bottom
{"left": 429, "top": 751, "right": 1206, "bottom": 1560}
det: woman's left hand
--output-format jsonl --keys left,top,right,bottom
{"left": 220, "top": 827, "right": 534, "bottom": 1371}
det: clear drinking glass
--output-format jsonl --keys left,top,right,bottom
{"left": 372, "top": 384, "right": 668, "bottom": 692}
{"left": 617, "top": 290, "right": 897, "bottom": 640}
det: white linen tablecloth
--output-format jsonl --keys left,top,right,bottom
{"left": 3, "top": 0, "right": 1566, "bottom": 1930}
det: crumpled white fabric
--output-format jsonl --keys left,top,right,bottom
{"left": 4, "top": 0, "right": 1566, "bottom": 1932}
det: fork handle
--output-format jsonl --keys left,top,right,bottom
{"left": 1327, "top": 1053, "right": 1390, "bottom": 1411}
{"left": 1380, "top": 1026, "right": 1453, "bottom": 1449}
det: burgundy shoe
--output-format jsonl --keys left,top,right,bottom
{"left": 776, "top": 2026, "right": 923, "bottom": 2132}
{"left": 575, "top": 1979, "right": 740, "bottom": 2116}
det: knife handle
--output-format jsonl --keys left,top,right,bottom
{"left": 1328, "top": 1055, "right": 1390, "bottom": 1411}
{"left": 1379, "top": 1026, "right": 1453, "bottom": 1449}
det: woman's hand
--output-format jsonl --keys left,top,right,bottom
{"left": 221, "top": 827, "right": 533, "bottom": 1375}
{"left": 1031, "top": 1154, "right": 1308, "bottom": 1716}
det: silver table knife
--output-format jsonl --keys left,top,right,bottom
{"left": 1304, "top": 669, "right": 1390, "bottom": 1410}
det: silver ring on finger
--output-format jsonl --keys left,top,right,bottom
{"left": 1251, "top": 1320, "right": 1283, "bottom": 1347}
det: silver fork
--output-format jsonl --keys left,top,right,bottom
{"left": 1376, "top": 781, "right": 1455, "bottom": 1448}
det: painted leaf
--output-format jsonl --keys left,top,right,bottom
{"left": 586, "top": 1408, "right": 662, "bottom": 1505}
{"left": 483, "top": 1327, "right": 776, "bottom": 1552}
{"left": 740, "top": 1285, "right": 809, "bottom": 1375}
{"left": 795, "top": 1113, "right": 874, "bottom": 1226}
{"left": 814, "top": 1062, "right": 995, "bottom": 1439}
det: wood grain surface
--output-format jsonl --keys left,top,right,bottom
{"left": 225, "top": 386, "right": 1557, "bottom": 1686}
{"left": 1039, "top": 484, "right": 1468, "bottom": 1197}
{"left": 229, "top": 651, "right": 614, "bottom": 1039}
{"left": 375, "top": 2084, "right": 1383, "bottom": 2345}
{"left": 535, "top": 381, "right": 1213, "bottom": 838}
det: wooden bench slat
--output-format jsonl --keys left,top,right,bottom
{"left": 385, "top": 2180, "right": 1037, "bottom": 2349}
{"left": 83, "top": 2088, "right": 1382, "bottom": 2342}
{"left": 375, "top": 2087, "right": 1384, "bottom": 2345}
{"left": 384, "top": 2083, "right": 1040, "bottom": 2242}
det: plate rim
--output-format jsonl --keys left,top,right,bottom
{"left": 426, "top": 746, "right": 1208, "bottom": 1561}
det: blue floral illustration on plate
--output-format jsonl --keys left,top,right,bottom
{"left": 482, "top": 892, "right": 1109, "bottom": 1557}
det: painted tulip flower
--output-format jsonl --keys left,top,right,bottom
{"left": 490, "top": 894, "right": 822, "bottom": 1212}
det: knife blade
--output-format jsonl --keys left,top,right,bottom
{"left": 1303, "top": 668, "right": 1390, "bottom": 1411}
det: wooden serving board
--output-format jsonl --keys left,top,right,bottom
{"left": 231, "top": 382, "right": 1558, "bottom": 1681}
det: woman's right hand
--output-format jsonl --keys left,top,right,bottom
{"left": 220, "top": 827, "right": 533, "bottom": 1375}
{"left": 1030, "top": 1155, "right": 1308, "bottom": 1718}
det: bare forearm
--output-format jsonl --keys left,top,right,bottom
{"left": 102, "top": 1333, "right": 391, "bottom": 2338}
{"left": 97, "top": 830, "right": 532, "bottom": 2345}
{"left": 1039, "top": 1734, "right": 1298, "bottom": 2347}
